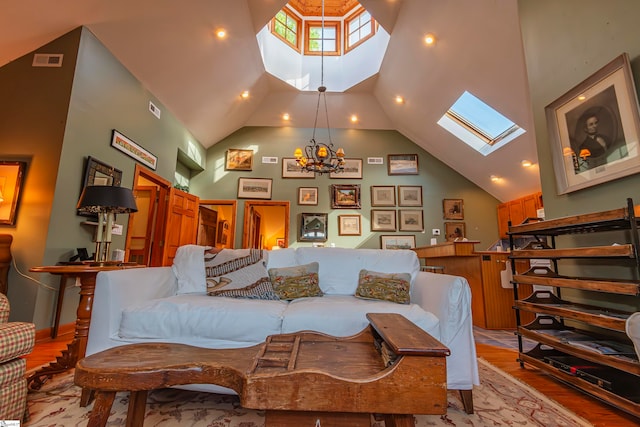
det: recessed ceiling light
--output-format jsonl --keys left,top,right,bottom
{"left": 521, "top": 159, "right": 533, "bottom": 167}
{"left": 424, "top": 33, "right": 436, "bottom": 45}
{"left": 578, "top": 95, "right": 586, "bottom": 101}
{"left": 350, "top": 115, "right": 358, "bottom": 123}
{"left": 283, "top": 113, "right": 290, "bottom": 121}
{"left": 395, "top": 96, "right": 404, "bottom": 104}
{"left": 490, "top": 175, "right": 500, "bottom": 182}
{"left": 241, "top": 90, "right": 250, "bottom": 99}
{"left": 216, "top": 29, "right": 227, "bottom": 39}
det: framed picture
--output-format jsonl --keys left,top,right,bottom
{"left": 380, "top": 235, "right": 416, "bottom": 250}
{"left": 282, "top": 157, "right": 314, "bottom": 178}
{"left": 330, "top": 158, "right": 363, "bottom": 179}
{"left": 445, "top": 222, "right": 466, "bottom": 242}
{"left": 275, "top": 237, "right": 286, "bottom": 248}
{"left": 225, "top": 148, "right": 253, "bottom": 171}
{"left": 331, "top": 184, "right": 361, "bottom": 209}
{"left": 546, "top": 53, "right": 640, "bottom": 194}
{"left": 111, "top": 129, "right": 157, "bottom": 170}
{"left": 398, "top": 209, "right": 424, "bottom": 231}
{"left": 237, "top": 177, "right": 272, "bottom": 199}
{"left": 338, "top": 214, "right": 361, "bottom": 236}
{"left": 0, "top": 161, "right": 26, "bottom": 225}
{"left": 79, "top": 157, "right": 122, "bottom": 218}
{"left": 371, "top": 209, "right": 396, "bottom": 231}
{"left": 371, "top": 186, "right": 396, "bottom": 207}
{"left": 300, "top": 213, "right": 328, "bottom": 242}
{"left": 398, "top": 185, "right": 423, "bottom": 207}
{"left": 443, "top": 198, "right": 464, "bottom": 220}
{"left": 387, "top": 154, "right": 419, "bottom": 175}
{"left": 298, "top": 187, "right": 318, "bottom": 205}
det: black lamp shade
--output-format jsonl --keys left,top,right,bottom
{"left": 77, "top": 186, "right": 138, "bottom": 214}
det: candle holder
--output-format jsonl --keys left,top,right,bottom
{"left": 76, "top": 186, "right": 138, "bottom": 262}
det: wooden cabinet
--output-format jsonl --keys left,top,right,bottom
{"left": 497, "top": 192, "right": 543, "bottom": 238}
{"left": 508, "top": 198, "right": 640, "bottom": 418}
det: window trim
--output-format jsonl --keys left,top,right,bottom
{"left": 304, "top": 20, "right": 341, "bottom": 56}
{"left": 270, "top": 7, "right": 302, "bottom": 53}
{"left": 344, "top": 9, "right": 376, "bottom": 53}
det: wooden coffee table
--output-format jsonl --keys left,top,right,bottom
{"left": 75, "top": 313, "right": 450, "bottom": 427}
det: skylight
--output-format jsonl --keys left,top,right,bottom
{"left": 438, "top": 91, "right": 525, "bottom": 156}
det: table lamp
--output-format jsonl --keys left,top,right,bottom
{"left": 76, "top": 185, "right": 138, "bottom": 262}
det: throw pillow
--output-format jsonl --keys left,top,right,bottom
{"left": 268, "top": 262, "right": 323, "bottom": 300}
{"left": 355, "top": 269, "right": 411, "bottom": 304}
{"left": 206, "top": 249, "right": 279, "bottom": 300}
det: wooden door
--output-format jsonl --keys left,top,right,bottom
{"left": 127, "top": 186, "right": 157, "bottom": 265}
{"left": 161, "top": 188, "right": 199, "bottom": 266}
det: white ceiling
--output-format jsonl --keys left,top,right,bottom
{"left": 0, "top": 0, "right": 541, "bottom": 202}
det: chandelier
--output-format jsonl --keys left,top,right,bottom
{"left": 294, "top": 0, "right": 345, "bottom": 175}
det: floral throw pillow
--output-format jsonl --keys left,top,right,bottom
{"left": 355, "top": 269, "right": 411, "bottom": 304}
{"left": 268, "top": 262, "right": 323, "bottom": 300}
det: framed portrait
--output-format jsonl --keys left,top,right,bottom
{"left": 398, "top": 209, "right": 424, "bottom": 232}
{"left": 237, "top": 177, "right": 272, "bottom": 199}
{"left": 330, "top": 158, "right": 363, "bottom": 179}
{"left": 371, "top": 186, "right": 396, "bottom": 207}
{"left": 546, "top": 53, "right": 640, "bottom": 194}
{"left": 443, "top": 198, "right": 464, "bottom": 220}
{"left": 282, "top": 157, "right": 314, "bottom": 178}
{"left": 111, "top": 129, "right": 157, "bottom": 170}
{"left": 445, "top": 222, "right": 466, "bottom": 242}
{"left": 331, "top": 184, "right": 361, "bottom": 209}
{"left": 387, "top": 154, "right": 419, "bottom": 175}
{"left": 338, "top": 214, "right": 361, "bottom": 236}
{"left": 371, "top": 209, "right": 396, "bottom": 231}
{"left": 380, "top": 235, "right": 416, "bottom": 250}
{"left": 398, "top": 185, "right": 423, "bottom": 207}
{"left": 300, "top": 213, "right": 328, "bottom": 242}
{"left": 226, "top": 149, "right": 254, "bottom": 171}
{"left": 298, "top": 187, "right": 318, "bottom": 205}
{"left": 0, "top": 161, "right": 26, "bottom": 225}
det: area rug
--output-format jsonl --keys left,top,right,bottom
{"left": 24, "top": 358, "right": 592, "bottom": 427}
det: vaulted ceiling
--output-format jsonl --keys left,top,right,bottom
{"left": 0, "top": 0, "right": 541, "bottom": 202}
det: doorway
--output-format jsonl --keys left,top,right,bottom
{"left": 242, "top": 201, "right": 290, "bottom": 249}
{"left": 197, "top": 200, "right": 237, "bottom": 249}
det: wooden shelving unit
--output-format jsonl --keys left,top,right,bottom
{"left": 508, "top": 198, "right": 640, "bottom": 418}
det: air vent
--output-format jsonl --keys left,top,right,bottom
{"left": 367, "top": 157, "right": 383, "bottom": 164}
{"left": 262, "top": 156, "right": 278, "bottom": 164}
{"left": 149, "top": 101, "right": 161, "bottom": 119}
{"left": 32, "top": 54, "right": 63, "bottom": 67}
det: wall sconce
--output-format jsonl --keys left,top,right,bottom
{"left": 76, "top": 186, "right": 138, "bottom": 262}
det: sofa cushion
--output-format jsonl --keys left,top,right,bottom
{"left": 206, "top": 249, "right": 279, "bottom": 300}
{"left": 266, "top": 248, "right": 297, "bottom": 269}
{"left": 355, "top": 269, "right": 411, "bottom": 304}
{"left": 281, "top": 295, "right": 440, "bottom": 339}
{"left": 172, "top": 245, "right": 208, "bottom": 294}
{"left": 119, "top": 295, "right": 288, "bottom": 343}
{"left": 294, "top": 247, "right": 420, "bottom": 295}
{"left": 268, "top": 262, "right": 323, "bottom": 300}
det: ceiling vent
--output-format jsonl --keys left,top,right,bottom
{"left": 32, "top": 53, "right": 63, "bottom": 67}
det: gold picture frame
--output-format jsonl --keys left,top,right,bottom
{"left": 226, "top": 149, "right": 254, "bottom": 171}
{"left": 338, "top": 214, "right": 361, "bottom": 236}
{"left": 0, "top": 161, "right": 26, "bottom": 225}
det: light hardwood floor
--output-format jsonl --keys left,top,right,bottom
{"left": 25, "top": 331, "right": 639, "bottom": 426}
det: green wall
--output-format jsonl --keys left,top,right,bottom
{"left": 190, "top": 126, "right": 501, "bottom": 250}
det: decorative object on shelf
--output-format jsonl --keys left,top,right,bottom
{"left": 399, "top": 209, "right": 424, "bottom": 232}
{"left": 0, "top": 161, "right": 26, "bottom": 225}
{"left": 338, "top": 214, "right": 361, "bottom": 236}
{"left": 237, "top": 177, "right": 272, "bottom": 199}
{"left": 293, "top": 0, "right": 345, "bottom": 176}
{"left": 371, "top": 209, "right": 397, "bottom": 232}
{"left": 110, "top": 129, "right": 157, "bottom": 170}
{"left": 387, "top": 154, "right": 419, "bottom": 175}
{"left": 282, "top": 157, "right": 314, "bottom": 178}
{"left": 330, "top": 158, "right": 362, "bottom": 179}
{"left": 443, "top": 198, "right": 464, "bottom": 220}
{"left": 546, "top": 53, "right": 640, "bottom": 194}
{"left": 380, "top": 235, "right": 416, "bottom": 250}
{"left": 76, "top": 186, "right": 138, "bottom": 262}
{"left": 445, "top": 222, "right": 466, "bottom": 242}
{"left": 331, "top": 184, "right": 361, "bottom": 209}
{"left": 371, "top": 186, "right": 396, "bottom": 207}
{"left": 226, "top": 149, "right": 254, "bottom": 171}
{"left": 298, "top": 187, "right": 318, "bottom": 205}
{"left": 398, "top": 185, "right": 423, "bottom": 207}
{"left": 300, "top": 213, "right": 328, "bottom": 242}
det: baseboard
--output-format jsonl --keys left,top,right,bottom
{"left": 35, "top": 322, "right": 75, "bottom": 343}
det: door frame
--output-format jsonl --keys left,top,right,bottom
{"left": 199, "top": 200, "right": 237, "bottom": 248}
{"left": 242, "top": 200, "right": 290, "bottom": 249}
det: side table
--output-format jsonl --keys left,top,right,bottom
{"left": 27, "top": 262, "right": 141, "bottom": 390}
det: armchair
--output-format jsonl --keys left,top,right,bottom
{"left": 0, "top": 293, "right": 35, "bottom": 420}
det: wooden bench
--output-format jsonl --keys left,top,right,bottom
{"left": 75, "top": 313, "right": 451, "bottom": 427}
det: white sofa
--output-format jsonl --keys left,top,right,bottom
{"left": 87, "top": 247, "right": 479, "bottom": 408}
